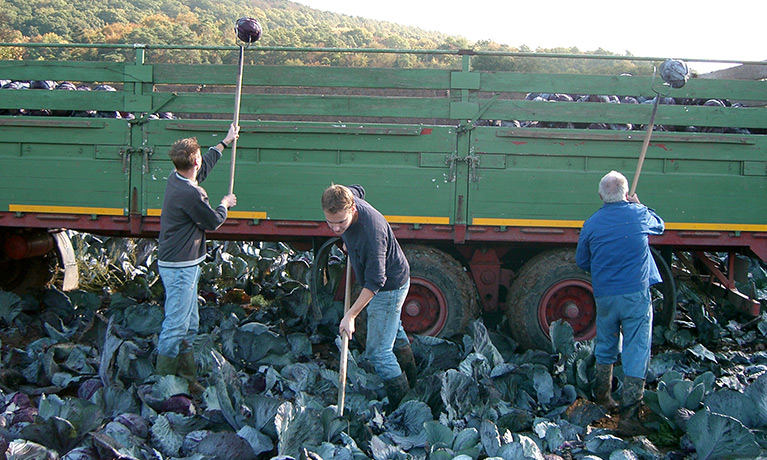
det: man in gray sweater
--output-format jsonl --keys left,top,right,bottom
{"left": 156, "top": 123, "right": 239, "bottom": 393}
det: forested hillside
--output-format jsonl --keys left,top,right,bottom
{"left": 0, "top": 0, "right": 646, "bottom": 73}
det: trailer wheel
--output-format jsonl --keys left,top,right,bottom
{"left": 651, "top": 248, "right": 677, "bottom": 329}
{"left": 506, "top": 248, "right": 595, "bottom": 351}
{"left": 1, "top": 230, "right": 78, "bottom": 294}
{"left": 349, "top": 245, "right": 479, "bottom": 346}
{"left": 507, "top": 248, "right": 678, "bottom": 351}
{"left": 401, "top": 245, "right": 479, "bottom": 338}
{"left": 0, "top": 254, "right": 56, "bottom": 293}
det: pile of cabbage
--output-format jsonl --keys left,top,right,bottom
{"left": 1, "top": 234, "right": 766, "bottom": 460}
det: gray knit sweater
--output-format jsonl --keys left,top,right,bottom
{"left": 158, "top": 147, "right": 227, "bottom": 267}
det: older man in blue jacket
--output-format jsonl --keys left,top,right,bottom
{"left": 576, "top": 170, "right": 664, "bottom": 436}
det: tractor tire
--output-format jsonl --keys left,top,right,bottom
{"left": 353, "top": 245, "right": 479, "bottom": 343}
{"left": 506, "top": 248, "right": 595, "bottom": 351}
{"left": 0, "top": 253, "right": 57, "bottom": 294}
{"left": 650, "top": 248, "right": 677, "bottom": 329}
{"left": 506, "top": 247, "right": 678, "bottom": 351}
{"left": 400, "top": 245, "right": 479, "bottom": 338}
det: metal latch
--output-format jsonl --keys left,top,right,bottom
{"left": 142, "top": 147, "right": 154, "bottom": 173}
{"left": 445, "top": 154, "right": 481, "bottom": 182}
{"left": 445, "top": 154, "right": 461, "bottom": 182}
{"left": 467, "top": 155, "right": 481, "bottom": 182}
{"left": 121, "top": 147, "right": 154, "bottom": 173}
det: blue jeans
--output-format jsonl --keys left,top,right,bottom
{"left": 594, "top": 288, "right": 653, "bottom": 379}
{"left": 158, "top": 265, "right": 201, "bottom": 357}
{"left": 365, "top": 279, "right": 410, "bottom": 380}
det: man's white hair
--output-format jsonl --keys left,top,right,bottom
{"left": 599, "top": 170, "right": 628, "bottom": 203}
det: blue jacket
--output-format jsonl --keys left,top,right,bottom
{"left": 576, "top": 201, "right": 664, "bottom": 297}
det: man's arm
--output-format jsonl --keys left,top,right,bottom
{"left": 575, "top": 225, "right": 591, "bottom": 272}
{"left": 630, "top": 193, "right": 664, "bottom": 235}
{"left": 575, "top": 240, "right": 591, "bottom": 272}
{"left": 339, "top": 287, "right": 375, "bottom": 338}
{"left": 348, "top": 184, "right": 365, "bottom": 199}
{"left": 198, "top": 123, "right": 240, "bottom": 183}
{"left": 645, "top": 208, "right": 665, "bottom": 235}
{"left": 215, "top": 123, "right": 239, "bottom": 152}
{"left": 363, "top": 237, "right": 388, "bottom": 293}
{"left": 188, "top": 195, "right": 229, "bottom": 231}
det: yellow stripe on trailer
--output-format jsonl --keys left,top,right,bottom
{"left": 472, "top": 218, "right": 584, "bottom": 228}
{"left": 664, "top": 222, "right": 767, "bottom": 232}
{"left": 227, "top": 211, "right": 268, "bottom": 219}
{"left": 146, "top": 209, "right": 268, "bottom": 219}
{"left": 9, "top": 204, "right": 124, "bottom": 216}
{"left": 472, "top": 217, "right": 767, "bottom": 232}
{"left": 385, "top": 215, "right": 451, "bottom": 225}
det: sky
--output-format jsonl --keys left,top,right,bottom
{"left": 291, "top": 0, "right": 765, "bottom": 74}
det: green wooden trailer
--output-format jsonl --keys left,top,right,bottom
{"left": 1, "top": 43, "right": 765, "bottom": 350}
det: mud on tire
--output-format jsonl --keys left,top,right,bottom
{"left": 506, "top": 247, "right": 677, "bottom": 351}
{"left": 354, "top": 245, "right": 479, "bottom": 344}
{"left": 506, "top": 248, "right": 595, "bottom": 351}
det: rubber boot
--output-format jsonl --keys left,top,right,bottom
{"left": 177, "top": 350, "right": 206, "bottom": 396}
{"left": 393, "top": 343, "right": 418, "bottom": 386}
{"left": 594, "top": 363, "right": 619, "bottom": 412}
{"left": 382, "top": 372, "right": 410, "bottom": 412}
{"left": 155, "top": 354, "right": 178, "bottom": 376}
{"left": 617, "top": 376, "right": 653, "bottom": 437}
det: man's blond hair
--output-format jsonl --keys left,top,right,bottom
{"left": 321, "top": 184, "right": 354, "bottom": 214}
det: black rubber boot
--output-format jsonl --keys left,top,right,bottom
{"left": 617, "top": 376, "right": 652, "bottom": 437}
{"left": 382, "top": 372, "right": 410, "bottom": 412}
{"left": 594, "top": 363, "right": 619, "bottom": 412}
{"left": 393, "top": 343, "right": 418, "bottom": 386}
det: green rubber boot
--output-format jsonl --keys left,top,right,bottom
{"left": 382, "top": 372, "right": 410, "bottom": 413}
{"left": 594, "top": 363, "right": 619, "bottom": 412}
{"left": 155, "top": 354, "right": 178, "bottom": 376}
{"left": 394, "top": 343, "right": 418, "bottom": 386}
{"left": 617, "top": 376, "right": 653, "bottom": 437}
{"left": 177, "top": 350, "right": 206, "bottom": 396}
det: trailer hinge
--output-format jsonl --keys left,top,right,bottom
{"left": 457, "top": 94, "right": 500, "bottom": 133}
{"left": 456, "top": 120, "right": 475, "bottom": 133}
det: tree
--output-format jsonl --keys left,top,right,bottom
{"left": 0, "top": 0, "right": 26, "bottom": 59}
{"left": 0, "top": 0, "right": 651, "bottom": 73}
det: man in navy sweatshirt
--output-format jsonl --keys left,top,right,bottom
{"left": 156, "top": 123, "right": 239, "bottom": 393}
{"left": 576, "top": 170, "right": 664, "bottom": 436}
{"left": 322, "top": 184, "right": 415, "bottom": 411}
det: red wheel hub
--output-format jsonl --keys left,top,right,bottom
{"left": 538, "top": 279, "right": 596, "bottom": 341}
{"left": 401, "top": 277, "right": 448, "bottom": 336}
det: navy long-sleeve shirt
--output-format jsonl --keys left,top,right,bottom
{"left": 340, "top": 185, "right": 409, "bottom": 294}
{"left": 158, "top": 146, "right": 227, "bottom": 268}
{"left": 576, "top": 201, "right": 664, "bottom": 297}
